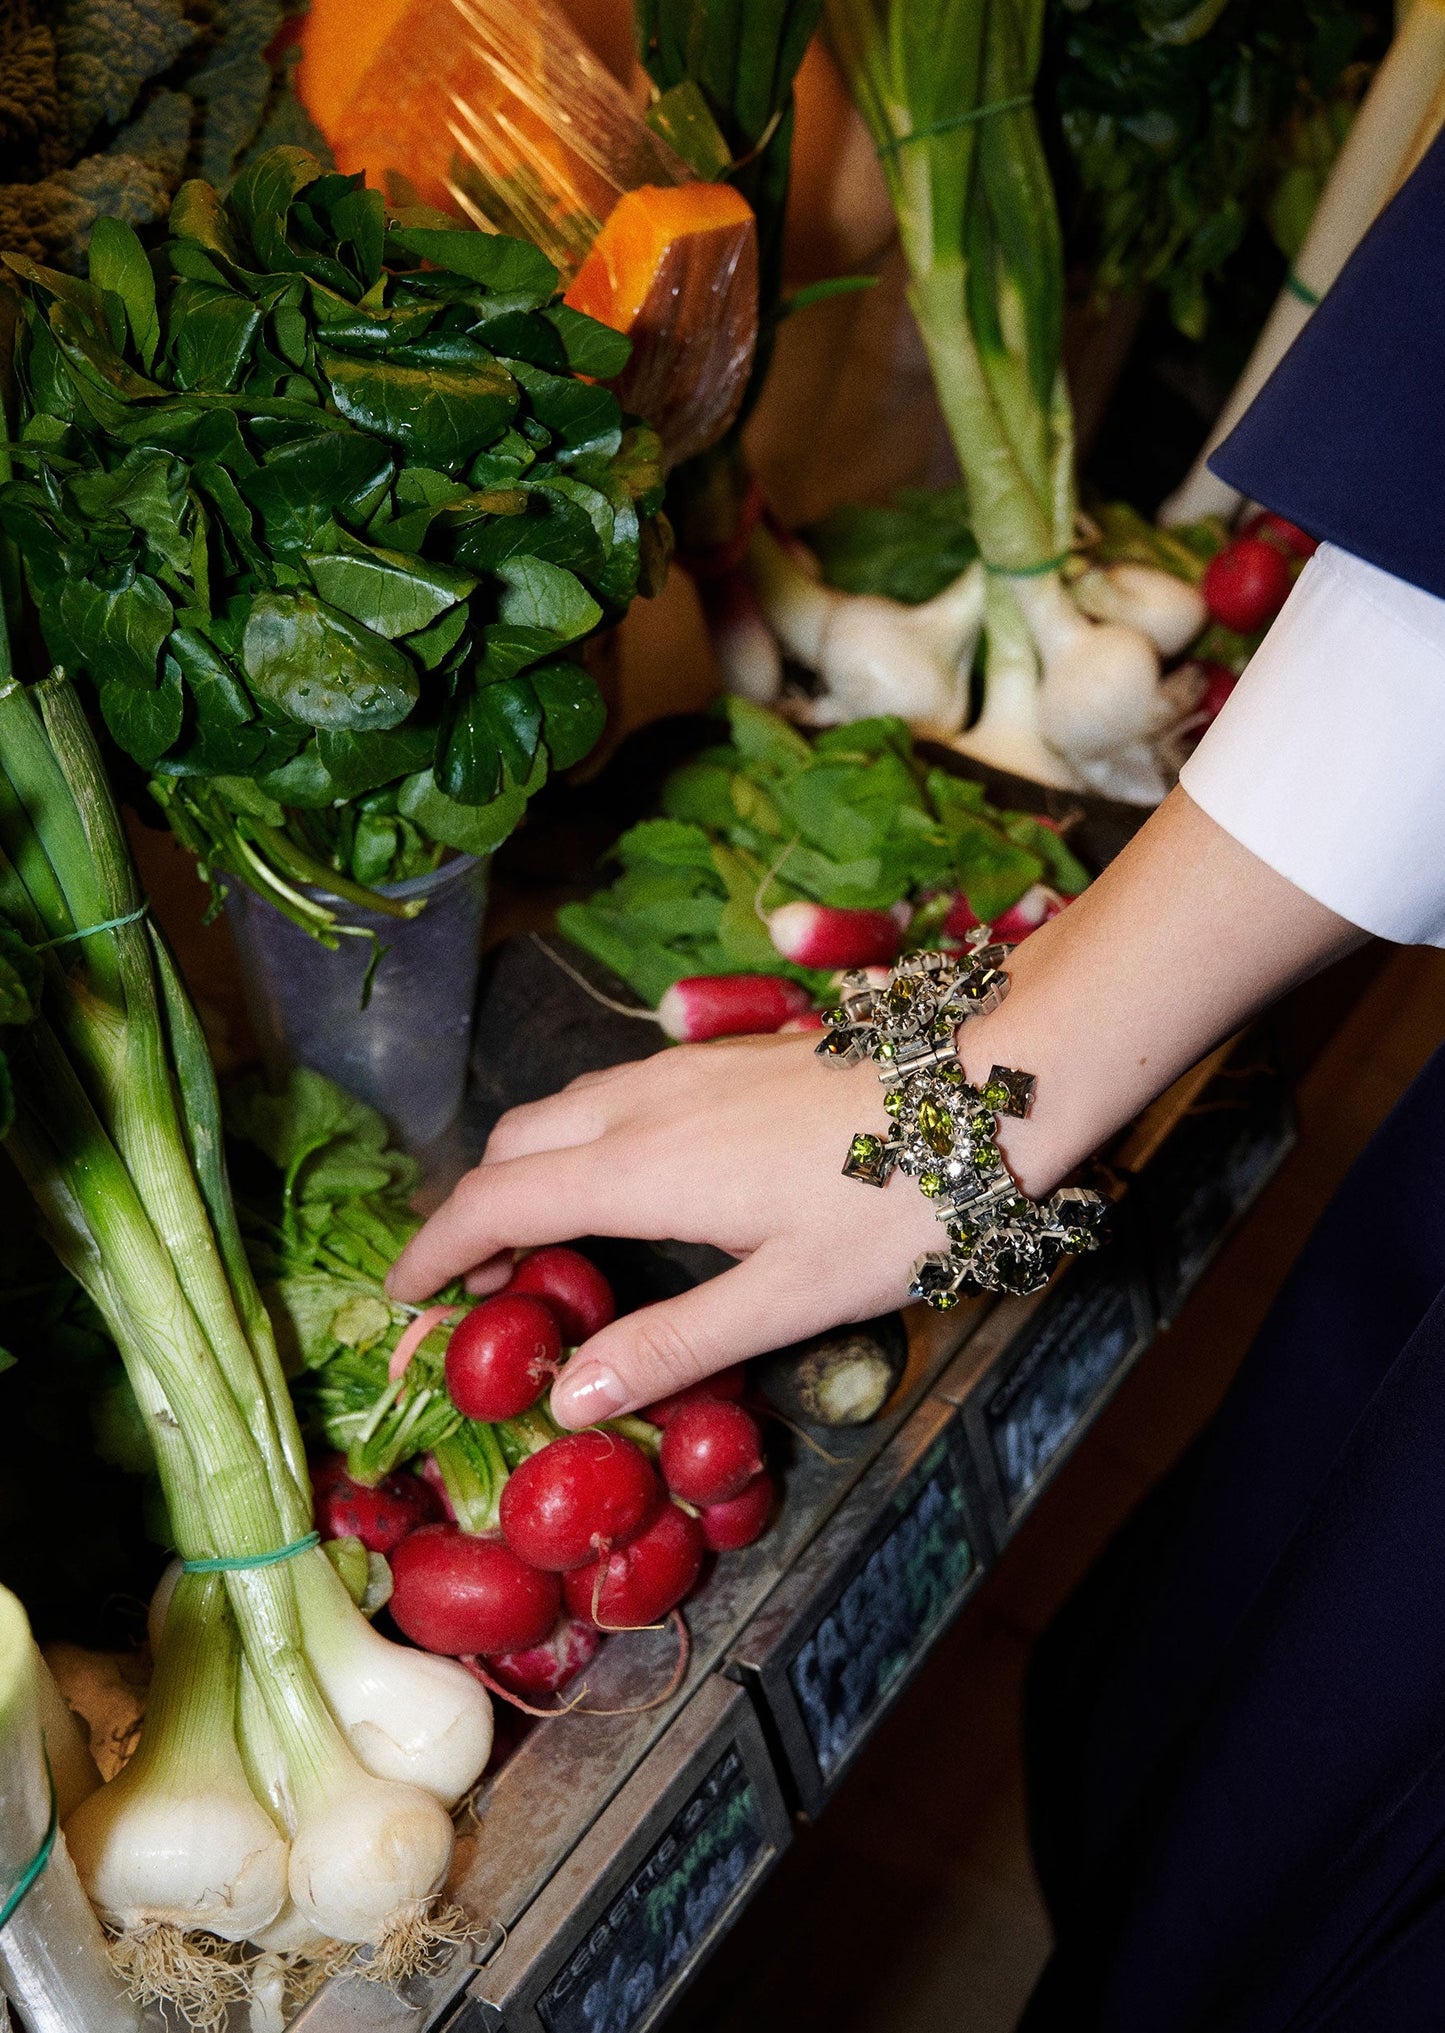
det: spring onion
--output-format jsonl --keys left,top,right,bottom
{"left": 0, "top": 1585, "right": 139, "bottom": 2033}
{"left": 820, "top": 0, "right": 1178, "bottom": 801}
{"left": 0, "top": 649, "right": 492, "bottom": 2017}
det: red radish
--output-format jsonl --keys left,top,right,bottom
{"left": 445, "top": 1293, "right": 562, "bottom": 1421}
{"left": 506, "top": 1247, "right": 616, "bottom": 1344}
{"left": 764, "top": 901, "right": 902, "bottom": 970}
{"left": 499, "top": 1432, "right": 660, "bottom": 1571}
{"left": 1245, "top": 510, "right": 1318, "bottom": 560}
{"left": 311, "top": 1454, "right": 440, "bottom": 1555}
{"left": 659, "top": 1399, "right": 764, "bottom": 1507}
{"left": 563, "top": 1503, "right": 706, "bottom": 1628}
{"left": 482, "top": 1612, "right": 600, "bottom": 1698}
{"left": 992, "top": 884, "right": 1065, "bottom": 944}
{"left": 1197, "top": 662, "right": 1238, "bottom": 727}
{"left": 417, "top": 1453, "right": 457, "bottom": 1522}
{"left": 388, "top": 1525, "right": 560, "bottom": 1655}
{"left": 700, "top": 1471, "right": 776, "bottom": 1551}
{"left": 657, "top": 974, "right": 811, "bottom": 1041}
{"left": 642, "top": 1365, "right": 748, "bottom": 1428}
{"left": 779, "top": 1010, "right": 827, "bottom": 1032}
{"left": 942, "top": 892, "right": 980, "bottom": 941}
{"left": 1202, "top": 536, "right": 1292, "bottom": 633}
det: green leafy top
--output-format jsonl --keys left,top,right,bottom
{"left": 0, "top": 148, "right": 669, "bottom": 909}
{"left": 558, "top": 699, "right": 1089, "bottom": 1009}
{"left": 1049, "top": 0, "right": 1375, "bottom": 338}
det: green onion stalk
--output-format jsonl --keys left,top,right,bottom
{"left": 814, "top": 0, "right": 1182, "bottom": 802}
{"left": 0, "top": 649, "right": 495, "bottom": 2019}
{"left": 0, "top": 1585, "right": 140, "bottom": 2033}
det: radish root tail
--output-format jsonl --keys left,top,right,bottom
{"left": 529, "top": 937, "right": 657, "bottom": 1021}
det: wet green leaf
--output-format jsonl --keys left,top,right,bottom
{"left": 320, "top": 350, "right": 518, "bottom": 471}
{"left": 242, "top": 591, "right": 419, "bottom": 731}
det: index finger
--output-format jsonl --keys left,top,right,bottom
{"left": 386, "top": 1141, "right": 637, "bottom": 1302}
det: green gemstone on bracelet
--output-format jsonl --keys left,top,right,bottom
{"left": 981, "top": 1079, "right": 1011, "bottom": 1110}
{"left": 971, "top": 1136, "right": 998, "bottom": 1167}
{"left": 849, "top": 1133, "right": 883, "bottom": 1164}
{"left": 919, "top": 1170, "right": 944, "bottom": 1197}
{"left": 927, "top": 1288, "right": 960, "bottom": 1311}
{"left": 947, "top": 1220, "right": 978, "bottom": 1248}
{"left": 877, "top": 1040, "right": 896, "bottom": 1060}
{"left": 917, "top": 1097, "right": 954, "bottom": 1156}
{"left": 883, "top": 1089, "right": 906, "bottom": 1117}
{"left": 824, "top": 1005, "right": 848, "bottom": 1026}
{"left": 937, "top": 1062, "right": 965, "bottom": 1085}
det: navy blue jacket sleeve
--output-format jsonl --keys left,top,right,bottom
{"left": 1209, "top": 127, "right": 1445, "bottom": 601}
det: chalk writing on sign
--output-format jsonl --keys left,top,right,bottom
{"left": 537, "top": 1746, "right": 764, "bottom": 2033}
{"left": 987, "top": 1255, "right": 1139, "bottom": 1510}
{"left": 788, "top": 1436, "right": 976, "bottom": 1780}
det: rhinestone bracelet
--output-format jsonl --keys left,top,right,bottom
{"left": 816, "top": 936, "right": 1107, "bottom": 1307}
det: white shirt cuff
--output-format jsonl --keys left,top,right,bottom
{"left": 1180, "top": 542, "right": 1445, "bottom": 948}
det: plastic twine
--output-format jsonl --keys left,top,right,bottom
{"left": 35, "top": 901, "right": 149, "bottom": 950}
{"left": 1285, "top": 269, "right": 1323, "bottom": 308}
{"left": 876, "top": 94, "right": 1032, "bottom": 155}
{"left": 182, "top": 1531, "right": 321, "bottom": 1575}
{"left": 0, "top": 1760, "right": 57, "bottom": 1933}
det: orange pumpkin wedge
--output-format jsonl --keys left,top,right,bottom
{"left": 565, "top": 183, "right": 759, "bottom": 467}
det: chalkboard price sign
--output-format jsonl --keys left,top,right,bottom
{"left": 984, "top": 1245, "right": 1150, "bottom": 1519}
{"left": 536, "top": 1746, "right": 766, "bottom": 2033}
{"left": 787, "top": 1432, "right": 979, "bottom": 1782}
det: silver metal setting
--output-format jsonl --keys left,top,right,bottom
{"left": 820, "top": 935, "right": 1108, "bottom": 1304}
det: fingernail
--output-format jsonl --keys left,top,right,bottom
{"left": 552, "top": 1363, "right": 626, "bottom": 1426}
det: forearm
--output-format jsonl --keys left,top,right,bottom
{"left": 965, "top": 786, "right": 1367, "bottom": 1197}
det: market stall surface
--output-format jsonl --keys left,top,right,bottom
{"left": 661, "top": 942, "right": 1445, "bottom": 2033}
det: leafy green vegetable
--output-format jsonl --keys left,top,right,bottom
{"left": 1049, "top": 0, "right": 1376, "bottom": 337}
{"left": 560, "top": 699, "right": 1089, "bottom": 1010}
{"left": 808, "top": 485, "right": 978, "bottom": 604}
{"left": 0, "top": 149, "right": 667, "bottom": 936}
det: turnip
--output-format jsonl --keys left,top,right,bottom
{"left": 642, "top": 1364, "right": 748, "bottom": 1428}
{"left": 444, "top": 1294, "right": 561, "bottom": 1421}
{"left": 562, "top": 1504, "right": 706, "bottom": 1629}
{"left": 310, "top": 1454, "right": 440, "bottom": 1554}
{"left": 699, "top": 1472, "right": 777, "bottom": 1551}
{"left": 659, "top": 1399, "right": 764, "bottom": 1507}
{"left": 764, "top": 900, "right": 903, "bottom": 969}
{"left": 482, "top": 1613, "right": 600, "bottom": 1700}
{"left": 1070, "top": 562, "right": 1207, "bottom": 658}
{"left": 499, "top": 1432, "right": 660, "bottom": 1571}
{"left": 388, "top": 1525, "right": 560, "bottom": 1657}
{"left": 506, "top": 1247, "right": 617, "bottom": 1344}
{"left": 1202, "top": 536, "right": 1292, "bottom": 633}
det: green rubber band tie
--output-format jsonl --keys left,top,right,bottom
{"left": 877, "top": 94, "right": 1032, "bottom": 155}
{"left": 1285, "top": 269, "right": 1322, "bottom": 308}
{"left": 984, "top": 550, "right": 1072, "bottom": 578}
{"left": 0, "top": 1762, "right": 57, "bottom": 1934}
{"left": 182, "top": 1530, "right": 321, "bottom": 1575}
{"left": 35, "top": 901, "right": 149, "bottom": 951}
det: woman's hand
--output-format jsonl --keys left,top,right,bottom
{"left": 388, "top": 789, "right": 1364, "bottom": 1430}
{"left": 386, "top": 1032, "right": 941, "bottom": 1427}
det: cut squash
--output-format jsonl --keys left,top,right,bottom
{"left": 566, "top": 183, "right": 759, "bottom": 467}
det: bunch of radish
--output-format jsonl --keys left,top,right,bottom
{"left": 314, "top": 1249, "right": 776, "bottom": 1707}
{"left": 1202, "top": 513, "right": 1317, "bottom": 635}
